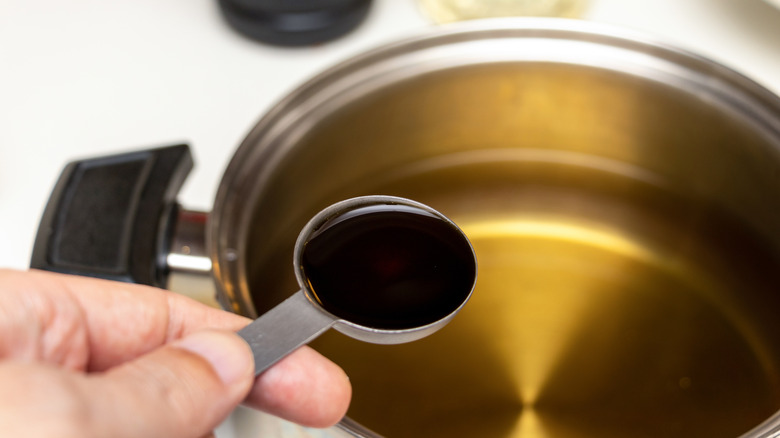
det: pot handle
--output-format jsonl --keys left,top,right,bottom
{"left": 30, "top": 144, "right": 193, "bottom": 287}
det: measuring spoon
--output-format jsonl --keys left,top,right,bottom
{"left": 238, "top": 195, "right": 477, "bottom": 375}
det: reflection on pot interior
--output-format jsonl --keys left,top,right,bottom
{"left": 245, "top": 64, "right": 780, "bottom": 437}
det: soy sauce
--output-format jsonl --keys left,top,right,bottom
{"left": 301, "top": 204, "right": 476, "bottom": 330}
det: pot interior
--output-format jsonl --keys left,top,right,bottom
{"left": 239, "top": 53, "right": 780, "bottom": 437}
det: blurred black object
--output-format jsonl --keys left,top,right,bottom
{"left": 218, "top": 0, "right": 373, "bottom": 46}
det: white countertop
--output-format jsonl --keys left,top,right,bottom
{"left": 1, "top": 0, "right": 779, "bottom": 435}
{"left": 1, "top": 0, "right": 779, "bottom": 271}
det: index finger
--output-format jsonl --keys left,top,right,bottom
{"left": 1, "top": 269, "right": 250, "bottom": 370}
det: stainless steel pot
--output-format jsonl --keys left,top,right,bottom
{"left": 33, "top": 19, "right": 780, "bottom": 438}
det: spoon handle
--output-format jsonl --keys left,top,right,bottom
{"left": 238, "top": 290, "right": 336, "bottom": 375}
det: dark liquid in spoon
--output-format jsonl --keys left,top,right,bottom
{"left": 301, "top": 204, "right": 476, "bottom": 330}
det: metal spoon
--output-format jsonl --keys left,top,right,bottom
{"left": 238, "top": 195, "right": 477, "bottom": 375}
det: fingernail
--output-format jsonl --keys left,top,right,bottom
{"left": 175, "top": 330, "right": 251, "bottom": 385}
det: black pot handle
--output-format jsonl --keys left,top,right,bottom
{"left": 31, "top": 144, "right": 194, "bottom": 287}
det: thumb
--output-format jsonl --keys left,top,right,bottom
{"left": 88, "top": 330, "right": 255, "bottom": 438}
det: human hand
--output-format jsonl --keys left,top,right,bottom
{"left": 0, "top": 269, "right": 351, "bottom": 438}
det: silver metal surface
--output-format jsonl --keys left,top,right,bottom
{"left": 204, "top": 18, "right": 780, "bottom": 438}
{"left": 238, "top": 290, "right": 335, "bottom": 375}
{"left": 167, "top": 208, "right": 212, "bottom": 274}
{"left": 209, "top": 18, "right": 780, "bottom": 321}
{"left": 237, "top": 195, "right": 476, "bottom": 375}
{"left": 336, "top": 416, "right": 387, "bottom": 438}
{"left": 165, "top": 208, "right": 217, "bottom": 307}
